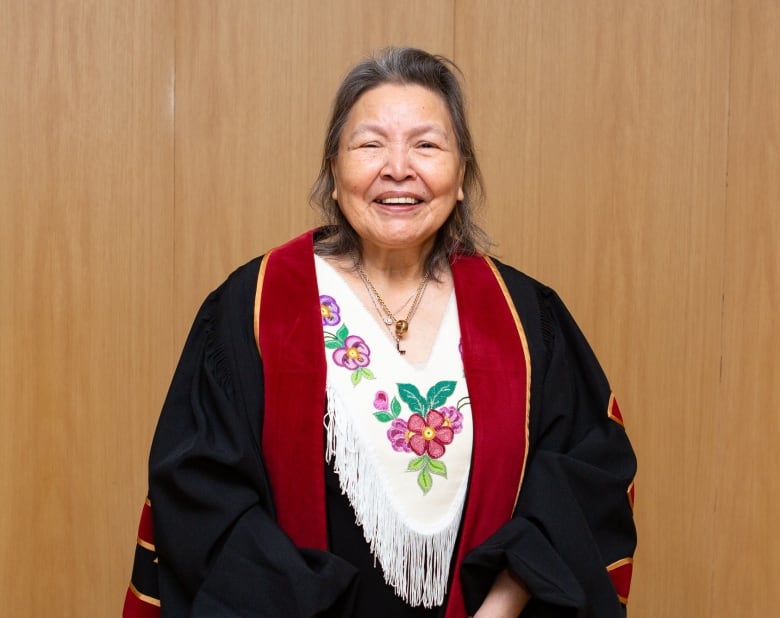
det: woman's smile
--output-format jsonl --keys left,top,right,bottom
{"left": 331, "top": 83, "right": 465, "bottom": 255}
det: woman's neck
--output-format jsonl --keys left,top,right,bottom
{"left": 356, "top": 241, "right": 433, "bottom": 286}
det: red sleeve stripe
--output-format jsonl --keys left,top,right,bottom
{"left": 606, "top": 557, "right": 633, "bottom": 604}
{"left": 607, "top": 394, "right": 625, "bottom": 427}
{"left": 123, "top": 582, "right": 161, "bottom": 616}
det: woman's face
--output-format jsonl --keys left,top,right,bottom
{"left": 331, "top": 83, "right": 465, "bottom": 256}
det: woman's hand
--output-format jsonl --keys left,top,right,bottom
{"left": 472, "top": 569, "right": 530, "bottom": 617}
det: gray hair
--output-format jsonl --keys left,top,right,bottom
{"left": 310, "top": 46, "right": 490, "bottom": 276}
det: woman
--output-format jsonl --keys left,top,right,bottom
{"left": 125, "top": 47, "right": 636, "bottom": 617}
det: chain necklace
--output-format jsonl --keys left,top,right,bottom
{"left": 354, "top": 259, "right": 430, "bottom": 355}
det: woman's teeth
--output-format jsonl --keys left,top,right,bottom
{"left": 376, "top": 197, "right": 421, "bottom": 205}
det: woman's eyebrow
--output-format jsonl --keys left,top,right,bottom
{"left": 346, "top": 124, "right": 386, "bottom": 141}
{"left": 347, "top": 122, "right": 450, "bottom": 141}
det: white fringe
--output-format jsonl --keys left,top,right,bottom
{"left": 325, "top": 384, "right": 464, "bottom": 608}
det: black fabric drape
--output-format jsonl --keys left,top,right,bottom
{"left": 141, "top": 253, "right": 635, "bottom": 617}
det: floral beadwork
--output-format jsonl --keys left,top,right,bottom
{"left": 407, "top": 410, "right": 454, "bottom": 459}
{"left": 387, "top": 418, "right": 412, "bottom": 453}
{"left": 320, "top": 295, "right": 341, "bottom": 326}
{"left": 373, "top": 381, "right": 469, "bottom": 495}
{"left": 322, "top": 294, "right": 375, "bottom": 386}
{"left": 439, "top": 405, "right": 464, "bottom": 432}
{"left": 334, "top": 335, "right": 371, "bottom": 371}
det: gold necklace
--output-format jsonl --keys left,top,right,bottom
{"left": 355, "top": 260, "right": 430, "bottom": 355}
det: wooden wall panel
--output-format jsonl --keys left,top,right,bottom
{"left": 0, "top": 1, "right": 175, "bottom": 615}
{"left": 716, "top": 1, "right": 780, "bottom": 613}
{"left": 173, "top": 0, "right": 454, "bottom": 341}
{"left": 455, "top": 1, "right": 732, "bottom": 615}
{"left": 2, "top": 1, "right": 778, "bottom": 616}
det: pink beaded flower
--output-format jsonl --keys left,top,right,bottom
{"left": 406, "top": 409, "right": 454, "bottom": 459}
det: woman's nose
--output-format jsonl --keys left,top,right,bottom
{"left": 381, "top": 145, "right": 416, "bottom": 181}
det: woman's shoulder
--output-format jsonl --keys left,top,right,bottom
{"left": 485, "top": 255, "right": 563, "bottom": 317}
{"left": 482, "top": 256, "right": 581, "bottom": 360}
{"left": 198, "top": 256, "right": 264, "bottom": 313}
{"left": 213, "top": 229, "right": 319, "bottom": 299}
{"left": 221, "top": 255, "right": 265, "bottom": 291}
{"left": 487, "top": 256, "right": 553, "bottom": 298}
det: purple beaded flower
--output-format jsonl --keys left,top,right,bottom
{"left": 387, "top": 418, "right": 412, "bottom": 453}
{"left": 333, "top": 335, "right": 370, "bottom": 370}
{"left": 319, "top": 295, "right": 341, "bottom": 326}
{"left": 439, "top": 406, "right": 464, "bottom": 433}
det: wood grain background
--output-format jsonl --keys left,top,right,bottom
{"left": 1, "top": 1, "right": 777, "bottom": 615}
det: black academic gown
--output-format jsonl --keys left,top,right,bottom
{"left": 126, "top": 231, "right": 636, "bottom": 618}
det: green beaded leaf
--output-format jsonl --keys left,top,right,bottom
{"left": 407, "top": 456, "right": 427, "bottom": 472}
{"left": 335, "top": 324, "right": 349, "bottom": 342}
{"left": 428, "top": 459, "right": 447, "bottom": 478}
{"left": 397, "top": 383, "right": 427, "bottom": 415}
{"left": 324, "top": 340, "right": 341, "bottom": 350}
{"left": 350, "top": 367, "right": 374, "bottom": 386}
{"left": 418, "top": 468, "right": 433, "bottom": 494}
{"left": 390, "top": 396, "right": 402, "bottom": 418}
{"left": 426, "top": 381, "right": 457, "bottom": 409}
{"left": 373, "top": 411, "right": 395, "bottom": 423}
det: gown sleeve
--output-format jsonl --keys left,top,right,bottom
{"left": 459, "top": 269, "right": 637, "bottom": 618}
{"left": 145, "top": 259, "right": 357, "bottom": 617}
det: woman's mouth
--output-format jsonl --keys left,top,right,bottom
{"left": 375, "top": 196, "right": 423, "bottom": 205}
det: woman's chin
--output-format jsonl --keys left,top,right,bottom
{"left": 359, "top": 229, "right": 437, "bottom": 254}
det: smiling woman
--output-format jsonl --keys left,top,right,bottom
{"left": 124, "top": 47, "right": 636, "bottom": 618}
{"left": 331, "top": 84, "right": 465, "bottom": 259}
{"left": 310, "top": 47, "right": 488, "bottom": 280}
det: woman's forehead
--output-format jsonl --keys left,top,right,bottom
{"left": 342, "top": 84, "right": 455, "bottom": 135}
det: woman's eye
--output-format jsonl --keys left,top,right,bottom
{"left": 418, "top": 142, "right": 437, "bottom": 149}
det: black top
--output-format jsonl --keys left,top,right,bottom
{"left": 134, "top": 252, "right": 635, "bottom": 617}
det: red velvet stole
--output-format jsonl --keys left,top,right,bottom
{"left": 445, "top": 255, "right": 531, "bottom": 616}
{"left": 257, "top": 230, "right": 531, "bottom": 616}
{"left": 257, "top": 231, "right": 329, "bottom": 549}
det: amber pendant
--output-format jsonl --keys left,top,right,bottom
{"left": 395, "top": 319, "right": 409, "bottom": 337}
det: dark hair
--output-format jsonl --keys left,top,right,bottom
{"left": 310, "top": 46, "right": 490, "bottom": 276}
